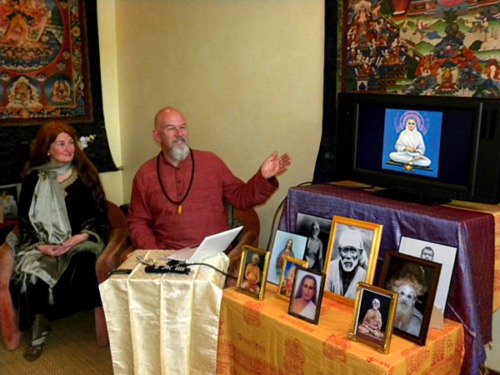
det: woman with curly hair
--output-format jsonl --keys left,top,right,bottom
{"left": 2, "top": 122, "right": 107, "bottom": 361}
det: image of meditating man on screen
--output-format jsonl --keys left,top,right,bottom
{"left": 389, "top": 117, "right": 431, "bottom": 168}
{"left": 382, "top": 109, "right": 442, "bottom": 178}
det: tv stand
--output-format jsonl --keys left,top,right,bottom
{"left": 371, "top": 189, "right": 451, "bottom": 206}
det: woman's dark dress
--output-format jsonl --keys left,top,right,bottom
{"left": 10, "top": 170, "right": 107, "bottom": 331}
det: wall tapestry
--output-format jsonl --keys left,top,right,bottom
{"left": 0, "top": 0, "right": 117, "bottom": 186}
{"left": 342, "top": 0, "right": 500, "bottom": 97}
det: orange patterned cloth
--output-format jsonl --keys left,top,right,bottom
{"left": 217, "top": 286, "right": 464, "bottom": 375}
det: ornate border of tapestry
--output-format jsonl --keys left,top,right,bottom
{"left": 0, "top": 0, "right": 117, "bottom": 185}
{"left": 1, "top": 0, "right": 96, "bottom": 123}
{"left": 341, "top": 0, "right": 500, "bottom": 97}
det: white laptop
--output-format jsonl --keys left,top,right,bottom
{"left": 163, "top": 226, "right": 243, "bottom": 263}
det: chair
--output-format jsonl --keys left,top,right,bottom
{"left": 0, "top": 200, "right": 128, "bottom": 350}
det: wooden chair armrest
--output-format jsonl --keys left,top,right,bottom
{"left": 95, "top": 227, "right": 129, "bottom": 284}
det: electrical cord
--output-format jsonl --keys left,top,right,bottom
{"left": 265, "top": 180, "right": 374, "bottom": 251}
{"left": 188, "top": 262, "right": 237, "bottom": 279}
{"left": 187, "top": 181, "right": 373, "bottom": 277}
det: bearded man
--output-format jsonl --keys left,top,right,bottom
{"left": 386, "top": 270, "right": 426, "bottom": 336}
{"left": 128, "top": 107, "right": 291, "bottom": 251}
{"left": 326, "top": 228, "right": 367, "bottom": 299}
{"left": 358, "top": 298, "right": 384, "bottom": 339}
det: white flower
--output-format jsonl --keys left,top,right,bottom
{"left": 79, "top": 134, "right": 96, "bottom": 150}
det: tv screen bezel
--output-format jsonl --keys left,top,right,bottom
{"left": 335, "top": 93, "right": 487, "bottom": 204}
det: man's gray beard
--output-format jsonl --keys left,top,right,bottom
{"left": 170, "top": 141, "right": 190, "bottom": 161}
{"left": 394, "top": 302, "right": 414, "bottom": 330}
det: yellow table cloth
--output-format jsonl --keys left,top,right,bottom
{"left": 100, "top": 250, "right": 229, "bottom": 375}
{"left": 217, "top": 285, "right": 464, "bottom": 375}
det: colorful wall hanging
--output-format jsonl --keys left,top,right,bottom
{"left": 0, "top": 0, "right": 117, "bottom": 185}
{"left": 342, "top": 0, "right": 500, "bottom": 97}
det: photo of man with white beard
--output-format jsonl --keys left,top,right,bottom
{"left": 388, "top": 279, "right": 425, "bottom": 336}
{"left": 326, "top": 225, "right": 371, "bottom": 300}
{"left": 380, "top": 253, "right": 441, "bottom": 344}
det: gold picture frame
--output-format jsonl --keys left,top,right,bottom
{"left": 348, "top": 282, "right": 398, "bottom": 354}
{"left": 236, "top": 246, "right": 270, "bottom": 300}
{"left": 276, "top": 256, "right": 308, "bottom": 302}
{"left": 323, "top": 216, "right": 383, "bottom": 306}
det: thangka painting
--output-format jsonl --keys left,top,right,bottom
{"left": 342, "top": 0, "right": 500, "bottom": 97}
{"left": 0, "top": 0, "right": 117, "bottom": 185}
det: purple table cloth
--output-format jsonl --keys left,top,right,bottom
{"left": 278, "top": 184, "right": 494, "bottom": 375}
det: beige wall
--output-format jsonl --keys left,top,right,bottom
{"left": 96, "top": 0, "right": 499, "bottom": 370}
{"left": 109, "top": 0, "right": 325, "bottom": 250}
{"left": 97, "top": 0, "right": 123, "bottom": 205}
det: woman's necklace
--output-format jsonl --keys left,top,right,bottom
{"left": 156, "top": 149, "right": 195, "bottom": 215}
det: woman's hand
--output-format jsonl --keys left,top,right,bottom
{"left": 37, "top": 233, "right": 90, "bottom": 257}
{"left": 37, "top": 244, "right": 64, "bottom": 257}
{"left": 60, "top": 233, "right": 90, "bottom": 252}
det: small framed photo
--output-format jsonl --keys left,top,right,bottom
{"left": 323, "top": 216, "right": 383, "bottom": 306}
{"left": 0, "top": 185, "right": 19, "bottom": 220}
{"left": 295, "top": 213, "right": 332, "bottom": 273}
{"left": 267, "top": 230, "right": 308, "bottom": 285}
{"left": 398, "top": 236, "right": 457, "bottom": 317}
{"left": 348, "top": 282, "right": 398, "bottom": 354}
{"left": 378, "top": 251, "right": 442, "bottom": 345}
{"left": 236, "top": 246, "right": 270, "bottom": 300}
{"left": 276, "top": 256, "right": 309, "bottom": 301}
{"left": 288, "top": 267, "right": 325, "bottom": 324}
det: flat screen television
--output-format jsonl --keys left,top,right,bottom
{"left": 332, "top": 93, "right": 500, "bottom": 205}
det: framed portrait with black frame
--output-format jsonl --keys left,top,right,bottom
{"left": 398, "top": 236, "right": 457, "bottom": 327}
{"left": 288, "top": 267, "right": 325, "bottom": 325}
{"left": 236, "top": 246, "right": 270, "bottom": 301}
{"left": 295, "top": 213, "right": 332, "bottom": 274}
{"left": 378, "top": 251, "right": 442, "bottom": 345}
{"left": 349, "top": 282, "right": 398, "bottom": 354}
{"left": 323, "top": 216, "right": 383, "bottom": 306}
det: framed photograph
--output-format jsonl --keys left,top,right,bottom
{"left": 276, "top": 256, "right": 309, "bottom": 302}
{"left": 378, "top": 251, "right": 442, "bottom": 345}
{"left": 348, "top": 282, "right": 398, "bottom": 354}
{"left": 288, "top": 267, "right": 325, "bottom": 325}
{"left": 295, "top": 213, "right": 332, "bottom": 273}
{"left": 323, "top": 216, "right": 383, "bottom": 306}
{"left": 0, "top": 185, "right": 19, "bottom": 220}
{"left": 236, "top": 246, "right": 270, "bottom": 301}
{"left": 267, "top": 230, "right": 308, "bottom": 285}
{"left": 398, "top": 236, "right": 457, "bottom": 317}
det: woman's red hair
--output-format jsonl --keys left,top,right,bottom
{"left": 26, "top": 122, "right": 107, "bottom": 215}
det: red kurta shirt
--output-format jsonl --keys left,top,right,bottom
{"left": 128, "top": 150, "right": 278, "bottom": 250}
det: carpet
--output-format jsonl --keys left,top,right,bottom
{"left": 0, "top": 309, "right": 112, "bottom": 375}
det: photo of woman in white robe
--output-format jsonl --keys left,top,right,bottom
{"left": 389, "top": 117, "right": 431, "bottom": 167}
